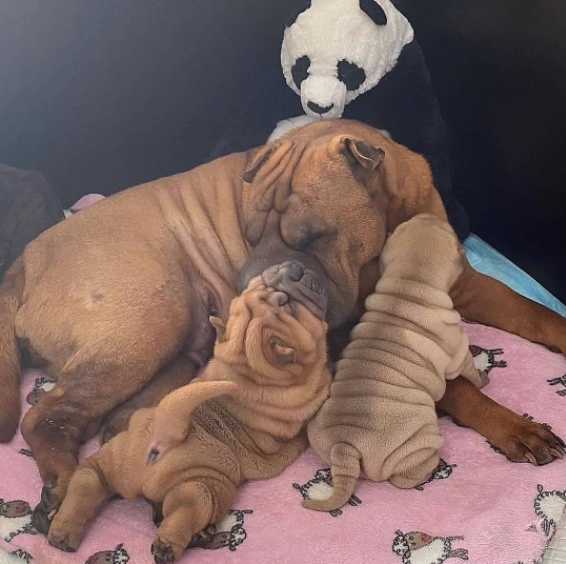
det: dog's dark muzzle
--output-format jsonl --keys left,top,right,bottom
{"left": 261, "top": 261, "right": 328, "bottom": 320}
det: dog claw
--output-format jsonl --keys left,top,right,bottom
{"left": 550, "top": 448, "right": 565, "bottom": 460}
{"left": 525, "top": 452, "right": 538, "bottom": 466}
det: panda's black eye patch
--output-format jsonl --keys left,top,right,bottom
{"left": 292, "top": 55, "right": 310, "bottom": 90}
{"left": 337, "top": 60, "right": 366, "bottom": 91}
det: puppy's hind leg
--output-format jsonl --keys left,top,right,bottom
{"left": 152, "top": 479, "right": 235, "bottom": 563}
{"left": 47, "top": 452, "right": 115, "bottom": 553}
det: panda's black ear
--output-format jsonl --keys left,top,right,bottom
{"left": 360, "top": 0, "right": 388, "bottom": 26}
{"left": 284, "top": 0, "right": 312, "bottom": 28}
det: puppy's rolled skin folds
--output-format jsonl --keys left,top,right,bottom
{"left": 305, "top": 215, "right": 487, "bottom": 512}
{"left": 47, "top": 275, "right": 331, "bottom": 562}
{"left": 0, "top": 118, "right": 564, "bottom": 530}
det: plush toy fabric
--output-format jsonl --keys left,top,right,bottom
{"left": 209, "top": 0, "right": 470, "bottom": 241}
{"left": 280, "top": 0, "right": 413, "bottom": 120}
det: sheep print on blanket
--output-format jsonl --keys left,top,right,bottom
{"left": 1, "top": 197, "right": 565, "bottom": 564}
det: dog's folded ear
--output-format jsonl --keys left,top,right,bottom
{"left": 330, "top": 135, "right": 385, "bottom": 195}
{"left": 342, "top": 137, "right": 385, "bottom": 172}
{"left": 270, "top": 339, "right": 296, "bottom": 366}
{"left": 209, "top": 316, "right": 226, "bottom": 343}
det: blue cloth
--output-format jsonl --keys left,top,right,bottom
{"left": 463, "top": 234, "right": 566, "bottom": 318}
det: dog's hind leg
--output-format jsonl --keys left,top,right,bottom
{"left": 47, "top": 452, "right": 115, "bottom": 553}
{"left": 21, "top": 360, "right": 162, "bottom": 534}
{"left": 451, "top": 258, "right": 566, "bottom": 354}
{"left": 152, "top": 479, "right": 235, "bottom": 563}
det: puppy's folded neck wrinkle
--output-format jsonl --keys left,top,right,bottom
{"left": 374, "top": 276, "right": 454, "bottom": 309}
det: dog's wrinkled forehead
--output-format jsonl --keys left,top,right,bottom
{"left": 241, "top": 140, "right": 308, "bottom": 246}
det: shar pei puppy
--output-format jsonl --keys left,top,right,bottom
{"left": 46, "top": 271, "right": 330, "bottom": 562}
{"left": 0, "top": 119, "right": 564, "bottom": 533}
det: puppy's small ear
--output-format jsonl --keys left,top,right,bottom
{"left": 343, "top": 137, "right": 385, "bottom": 171}
{"left": 209, "top": 316, "right": 226, "bottom": 343}
{"left": 271, "top": 341, "right": 296, "bottom": 365}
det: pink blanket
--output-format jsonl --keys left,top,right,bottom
{"left": 1, "top": 197, "right": 565, "bottom": 564}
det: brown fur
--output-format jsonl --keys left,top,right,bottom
{"left": 46, "top": 276, "right": 331, "bottom": 561}
{"left": 304, "top": 215, "right": 487, "bottom": 512}
{"left": 0, "top": 119, "right": 563, "bottom": 529}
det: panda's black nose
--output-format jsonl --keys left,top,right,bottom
{"left": 307, "top": 101, "right": 334, "bottom": 115}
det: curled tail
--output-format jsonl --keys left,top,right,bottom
{"left": 302, "top": 443, "right": 361, "bottom": 512}
{"left": 146, "top": 380, "right": 238, "bottom": 464}
{"left": 0, "top": 259, "right": 24, "bottom": 443}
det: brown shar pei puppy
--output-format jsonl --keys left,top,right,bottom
{"left": 47, "top": 272, "right": 331, "bottom": 563}
{"left": 0, "top": 119, "right": 564, "bottom": 533}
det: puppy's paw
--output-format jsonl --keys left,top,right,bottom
{"left": 478, "top": 370, "right": 489, "bottom": 388}
{"left": 489, "top": 417, "right": 565, "bottom": 465}
{"left": 151, "top": 536, "right": 183, "bottom": 564}
{"left": 47, "top": 522, "right": 83, "bottom": 552}
{"left": 32, "top": 482, "right": 60, "bottom": 535}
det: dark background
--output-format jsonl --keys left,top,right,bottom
{"left": 1, "top": 0, "right": 564, "bottom": 300}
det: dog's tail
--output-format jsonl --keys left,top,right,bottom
{"left": 302, "top": 442, "right": 361, "bottom": 512}
{"left": 0, "top": 259, "right": 25, "bottom": 443}
{"left": 146, "top": 380, "right": 238, "bottom": 464}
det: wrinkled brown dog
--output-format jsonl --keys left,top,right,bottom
{"left": 47, "top": 272, "right": 331, "bottom": 562}
{"left": 305, "top": 215, "right": 490, "bottom": 513}
{"left": 0, "top": 119, "right": 565, "bottom": 532}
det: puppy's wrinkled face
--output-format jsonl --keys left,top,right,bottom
{"left": 212, "top": 274, "right": 328, "bottom": 386}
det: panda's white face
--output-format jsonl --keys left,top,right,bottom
{"left": 281, "top": 0, "right": 413, "bottom": 119}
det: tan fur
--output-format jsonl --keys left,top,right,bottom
{"left": 47, "top": 277, "right": 331, "bottom": 561}
{"left": 305, "top": 215, "right": 487, "bottom": 512}
{"left": 0, "top": 118, "right": 563, "bottom": 526}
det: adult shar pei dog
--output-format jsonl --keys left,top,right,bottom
{"left": 0, "top": 119, "right": 564, "bottom": 533}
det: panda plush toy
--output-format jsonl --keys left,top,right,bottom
{"left": 210, "top": 0, "right": 470, "bottom": 240}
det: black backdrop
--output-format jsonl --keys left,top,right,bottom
{"left": 1, "top": 0, "right": 564, "bottom": 300}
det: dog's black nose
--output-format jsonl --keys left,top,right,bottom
{"left": 277, "top": 261, "right": 305, "bottom": 283}
{"left": 307, "top": 101, "right": 334, "bottom": 115}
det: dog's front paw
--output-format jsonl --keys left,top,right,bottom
{"left": 151, "top": 536, "right": 183, "bottom": 564}
{"left": 47, "top": 522, "right": 83, "bottom": 552}
{"left": 489, "top": 417, "right": 565, "bottom": 465}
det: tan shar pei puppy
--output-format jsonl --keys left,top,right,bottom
{"left": 0, "top": 119, "right": 564, "bottom": 533}
{"left": 46, "top": 271, "right": 330, "bottom": 562}
{"left": 305, "top": 214, "right": 493, "bottom": 512}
